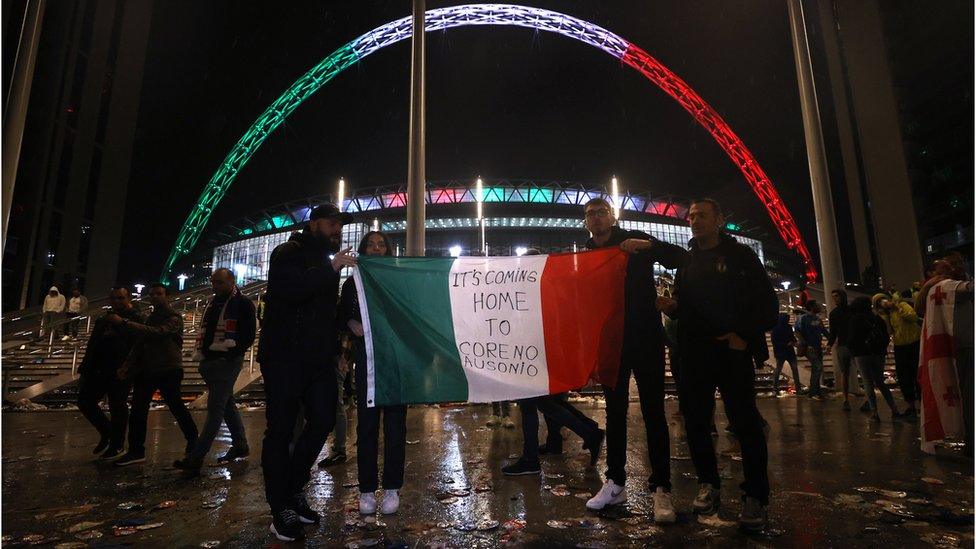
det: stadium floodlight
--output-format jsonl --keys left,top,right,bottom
{"left": 515, "top": 246, "right": 528, "bottom": 256}
{"left": 134, "top": 283, "right": 145, "bottom": 296}
{"left": 611, "top": 176, "right": 620, "bottom": 219}
{"left": 449, "top": 245, "right": 462, "bottom": 258}
{"left": 337, "top": 178, "right": 345, "bottom": 211}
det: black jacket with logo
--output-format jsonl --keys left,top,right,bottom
{"left": 674, "top": 233, "right": 778, "bottom": 352}
{"left": 78, "top": 307, "right": 144, "bottom": 376}
{"left": 257, "top": 229, "right": 341, "bottom": 364}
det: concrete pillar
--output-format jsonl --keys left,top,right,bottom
{"left": 2, "top": 0, "right": 45, "bottom": 253}
{"left": 405, "top": 0, "right": 426, "bottom": 256}
{"left": 787, "top": 0, "right": 845, "bottom": 295}
{"left": 814, "top": 0, "right": 874, "bottom": 276}
{"left": 831, "top": 0, "right": 924, "bottom": 289}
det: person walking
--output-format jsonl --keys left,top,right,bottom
{"left": 317, "top": 345, "right": 351, "bottom": 467}
{"left": 875, "top": 293, "right": 921, "bottom": 416}
{"left": 76, "top": 287, "right": 142, "bottom": 460}
{"left": 848, "top": 297, "right": 902, "bottom": 422}
{"left": 795, "top": 301, "right": 829, "bottom": 399}
{"left": 671, "top": 198, "right": 778, "bottom": 531}
{"left": 64, "top": 288, "right": 88, "bottom": 339}
{"left": 827, "top": 289, "right": 857, "bottom": 411}
{"left": 41, "top": 286, "right": 65, "bottom": 338}
{"left": 112, "top": 283, "right": 199, "bottom": 466}
{"left": 174, "top": 268, "right": 257, "bottom": 471}
{"left": 770, "top": 313, "right": 801, "bottom": 395}
{"left": 257, "top": 203, "right": 355, "bottom": 541}
{"left": 581, "top": 197, "right": 689, "bottom": 525}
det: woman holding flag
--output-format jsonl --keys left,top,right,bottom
{"left": 343, "top": 231, "right": 409, "bottom": 516}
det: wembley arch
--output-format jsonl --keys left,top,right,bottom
{"left": 160, "top": 4, "right": 817, "bottom": 282}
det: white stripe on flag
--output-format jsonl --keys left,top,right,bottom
{"left": 448, "top": 256, "right": 551, "bottom": 402}
{"left": 351, "top": 268, "right": 377, "bottom": 408}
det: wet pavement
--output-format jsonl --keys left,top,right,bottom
{"left": 2, "top": 394, "right": 973, "bottom": 547}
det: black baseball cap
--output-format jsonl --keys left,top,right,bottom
{"left": 309, "top": 203, "right": 353, "bottom": 224}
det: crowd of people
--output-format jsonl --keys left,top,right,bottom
{"left": 68, "top": 200, "right": 972, "bottom": 543}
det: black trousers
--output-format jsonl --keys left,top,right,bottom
{"left": 261, "top": 360, "right": 337, "bottom": 513}
{"left": 603, "top": 338, "right": 670, "bottom": 491}
{"left": 519, "top": 394, "right": 599, "bottom": 462}
{"left": 539, "top": 393, "right": 599, "bottom": 450}
{"left": 679, "top": 341, "right": 769, "bottom": 505}
{"left": 893, "top": 341, "right": 920, "bottom": 403}
{"left": 128, "top": 369, "right": 198, "bottom": 455}
{"left": 77, "top": 373, "right": 131, "bottom": 449}
{"left": 354, "top": 347, "right": 407, "bottom": 492}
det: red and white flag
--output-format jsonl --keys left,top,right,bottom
{"left": 919, "top": 279, "right": 969, "bottom": 454}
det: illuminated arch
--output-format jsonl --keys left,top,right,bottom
{"left": 161, "top": 4, "right": 817, "bottom": 282}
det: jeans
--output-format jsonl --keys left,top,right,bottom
{"left": 539, "top": 393, "right": 599, "bottom": 451}
{"left": 354, "top": 347, "right": 406, "bottom": 492}
{"left": 329, "top": 367, "right": 347, "bottom": 453}
{"left": 187, "top": 357, "right": 247, "bottom": 461}
{"left": 854, "top": 355, "right": 898, "bottom": 413}
{"left": 77, "top": 373, "right": 131, "bottom": 449}
{"left": 804, "top": 347, "right": 824, "bottom": 395}
{"left": 41, "top": 312, "right": 60, "bottom": 337}
{"left": 772, "top": 352, "right": 800, "bottom": 392}
{"left": 491, "top": 401, "right": 510, "bottom": 417}
{"left": 518, "top": 394, "right": 600, "bottom": 463}
{"left": 834, "top": 344, "right": 855, "bottom": 395}
{"left": 679, "top": 341, "right": 769, "bottom": 505}
{"left": 128, "top": 369, "right": 199, "bottom": 455}
{"left": 892, "top": 341, "right": 920, "bottom": 404}
{"left": 603, "top": 337, "right": 670, "bottom": 491}
{"left": 66, "top": 312, "right": 81, "bottom": 337}
{"left": 261, "top": 360, "right": 338, "bottom": 513}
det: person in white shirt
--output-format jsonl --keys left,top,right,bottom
{"left": 64, "top": 288, "right": 89, "bottom": 339}
{"left": 41, "top": 286, "right": 65, "bottom": 338}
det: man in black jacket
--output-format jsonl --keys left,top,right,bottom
{"left": 827, "top": 289, "right": 856, "bottom": 410}
{"left": 175, "top": 268, "right": 257, "bottom": 471}
{"left": 76, "top": 286, "right": 142, "bottom": 460}
{"left": 581, "top": 198, "right": 689, "bottom": 525}
{"left": 670, "top": 198, "right": 777, "bottom": 530}
{"left": 111, "top": 283, "right": 198, "bottom": 467}
{"left": 258, "top": 203, "right": 355, "bottom": 542}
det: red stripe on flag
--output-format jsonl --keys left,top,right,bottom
{"left": 540, "top": 248, "right": 628, "bottom": 393}
{"left": 919, "top": 362, "right": 946, "bottom": 443}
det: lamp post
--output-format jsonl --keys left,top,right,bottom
{"left": 133, "top": 283, "right": 145, "bottom": 296}
{"left": 476, "top": 176, "right": 485, "bottom": 255}
{"left": 177, "top": 273, "right": 189, "bottom": 292}
{"left": 405, "top": 0, "right": 426, "bottom": 256}
{"left": 611, "top": 175, "right": 620, "bottom": 220}
{"left": 337, "top": 178, "right": 345, "bottom": 209}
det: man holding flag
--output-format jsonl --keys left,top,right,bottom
{"left": 581, "top": 197, "right": 689, "bottom": 523}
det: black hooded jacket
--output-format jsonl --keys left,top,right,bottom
{"left": 257, "top": 229, "right": 341, "bottom": 364}
{"left": 674, "top": 233, "right": 778, "bottom": 352}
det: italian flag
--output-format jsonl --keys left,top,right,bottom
{"left": 352, "top": 248, "right": 628, "bottom": 407}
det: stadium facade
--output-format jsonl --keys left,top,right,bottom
{"left": 205, "top": 179, "right": 768, "bottom": 285}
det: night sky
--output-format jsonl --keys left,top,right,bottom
{"left": 119, "top": 1, "right": 818, "bottom": 284}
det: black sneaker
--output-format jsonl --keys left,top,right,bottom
{"left": 173, "top": 457, "right": 203, "bottom": 471}
{"left": 292, "top": 493, "right": 320, "bottom": 524}
{"left": 114, "top": 452, "right": 145, "bottom": 467}
{"left": 270, "top": 509, "right": 305, "bottom": 542}
{"left": 93, "top": 434, "right": 110, "bottom": 455}
{"left": 586, "top": 429, "right": 605, "bottom": 467}
{"left": 738, "top": 496, "right": 767, "bottom": 531}
{"left": 501, "top": 458, "right": 541, "bottom": 476}
{"left": 317, "top": 452, "right": 347, "bottom": 468}
{"left": 216, "top": 446, "right": 249, "bottom": 463}
{"left": 100, "top": 446, "right": 124, "bottom": 461}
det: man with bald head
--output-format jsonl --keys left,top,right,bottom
{"left": 175, "top": 268, "right": 257, "bottom": 471}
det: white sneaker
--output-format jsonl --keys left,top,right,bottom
{"left": 652, "top": 487, "right": 676, "bottom": 524}
{"left": 359, "top": 492, "right": 377, "bottom": 514}
{"left": 585, "top": 480, "right": 627, "bottom": 510}
{"left": 60, "top": 335, "right": 71, "bottom": 341}
{"left": 502, "top": 418, "right": 515, "bottom": 429}
{"left": 380, "top": 489, "right": 400, "bottom": 515}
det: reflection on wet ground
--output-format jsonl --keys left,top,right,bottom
{"left": 2, "top": 394, "right": 973, "bottom": 547}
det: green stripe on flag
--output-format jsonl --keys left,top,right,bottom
{"left": 356, "top": 256, "right": 467, "bottom": 405}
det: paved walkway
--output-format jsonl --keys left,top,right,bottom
{"left": 2, "top": 395, "right": 973, "bottom": 547}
